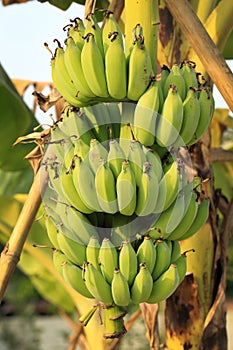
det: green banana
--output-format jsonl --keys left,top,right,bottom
{"left": 156, "top": 84, "right": 184, "bottom": 148}
{"left": 73, "top": 137, "right": 90, "bottom": 164}
{"left": 45, "top": 215, "right": 60, "bottom": 250}
{"left": 131, "top": 263, "right": 153, "bottom": 304}
{"left": 180, "top": 61, "right": 199, "bottom": 91}
{"left": 95, "top": 159, "right": 118, "bottom": 214}
{"left": 127, "top": 140, "right": 146, "bottom": 186}
{"left": 146, "top": 264, "right": 180, "bottom": 304}
{"left": 170, "top": 240, "right": 181, "bottom": 263}
{"left": 99, "top": 238, "right": 119, "bottom": 284}
{"left": 84, "top": 12, "right": 104, "bottom": 56}
{"left": 89, "top": 138, "right": 108, "bottom": 173}
{"left": 105, "top": 31, "right": 127, "bottom": 100}
{"left": 152, "top": 240, "right": 172, "bottom": 280}
{"left": 159, "top": 65, "right": 170, "bottom": 100}
{"left": 119, "top": 102, "right": 135, "bottom": 156}
{"left": 107, "top": 139, "right": 126, "bottom": 178}
{"left": 110, "top": 213, "right": 136, "bottom": 246}
{"left": 64, "top": 37, "right": 95, "bottom": 98}
{"left": 63, "top": 263, "right": 94, "bottom": 299}
{"left": 143, "top": 146, "right": 163, "bottom": 181}
{"left": 56, "top": 227, "right": 86, "bottom": 266}
{"left": 84, "top": 262, "right": 113, "bottom": 305}
{"left": 86, "top": 236, "right": 101, "bottom": 272}
{"left": 72, "top": 155, "right": 102, "bottom": 212}
{"left": 179, "top": 198, "right": 210, "bottom": 240}
{"left": 52, "top": 249, "right": 69, "bottom": 275}
{"left": 135, "top": 161, "right": 159, "bottom": 216}
{"left": 116, "top": 160, "right": 137, "bottom": 216}
{"left": 164, "top": 64, "right": 186, "bottom": 101}
{"left": 174, "top": 87, "right": 201, "bottom": 147}
{"left": 81, "top": 33, "right": 109, "bottom": 98}
{"left": 105, "top": 102, "right": 121, "bottom": 140}
{"left": 133, "top": 80, "right": 161, "bottom": 146}
{"left": 127, "top": 31, "right": 154, "bottom": 101}
{"left": 174, "top": 253, "right": 187, "bottom": 284}
{"left": 102, "top": 11, "right": 124, "bottom": 54}
{"left": 82, "top": 104, "right": 109, "bottom": 143}
{"left": 111, "top": 269, "right": 131, "bottom": 307}
{"left": 67, "top": 17, "right": 85, "bottom": 49}
{"left": 137, "top": 236, "right": 156, "bottom": 274}
{"left": 119, "top": 240, "right": 138, "bottom": 286}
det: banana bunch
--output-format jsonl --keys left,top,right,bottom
{"left": 49, "top": 12, "right": 154, "bottom": 107}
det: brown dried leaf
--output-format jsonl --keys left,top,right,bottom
{"left": 32, "top": 87, "right": 63, "bottom": 112}
{"left": 2, "top": 0, "right": 30, "bottom": 5}
{"left": 140, "top": 303, "right": 159, "bottom": 350}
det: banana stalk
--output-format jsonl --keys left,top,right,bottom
{"left": 124, "top": 0, "right": 159, "bottom": 74}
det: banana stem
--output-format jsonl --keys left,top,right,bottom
{"left": 0, "top": 167, "right": 47, "bottom": 303}
{"left": 164, "top": 0, "right": 233, "bottom": 112}
{"left": 124, "top": 0, "right": 159, "bottom": 74}
{"left": 102, "top": 304, "right": 127, "bottom": 340}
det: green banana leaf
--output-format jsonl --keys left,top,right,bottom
{"left": 0, "top": 63, "right": 39, "bottom": 171}
{"left": 0, "top": 194, "right": 76, "bottom": 313}
{"left": 0, "top": 168, "right": 33, "bottom": 196}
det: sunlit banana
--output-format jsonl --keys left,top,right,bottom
{"left": 127, "top": 140, "right": 146, "bottom": 186}
{"left": 81, "top": 33, "right": 109, "bottom": 98}
{"left": 164, "top": 64, "right": 186, "bottom": 101}
{"left": 116, "top": 160, "right": 137, "bottom": 216}
{"left": 102, "top": 10, "right": 124, "bottom": 54}
{"left": 72, "top": 155, "right": 102, "bottom": 212}
{"left": 84, "top": 262, "right": 113, "bottom": 305}
{"left": 146, "top": 264, "right": 180, "bottom": 304}
{"left": 64, "top": 37, "right": 95, "bottom": 98}
{"left": 111, "top": 269, "right": 131, "bottom": 307}
{"left": 143, "top": 146, "right": 163, "bottom": 181}
{"left": 133, "top": 80, "right": 161, "bottom": 146}
{"left": 179, "top": 198, "right": 210, "bottom": 240}
{"left": 135, "top": 161, "right": 159, "bottom": 216}
{"left": 119, "top": 240, "right": 138, "bottom": 286}
{"left": 86, "top": 236, "right": 101, "bottom": 272}
{"left": 137, "top": 236, "right": 156, "bottom": 274}
{"left": 99, "top": 238, "right": 119, "bottom": 284}
{"left": 89, "top": 138, "right": 108, "bottom": 173}
{"left": 56, "top": 227, "right": 86, "bottom": 266}
{"left": 173, "top": 87, "right": 201, "bottom": 147}
{"left": 127, "top": 29, "right": 154, "bottom": 101}
{"left": 180, "top": 61, "right": 199, "bottom": 91}
{"left": 95, "top": 159, "right": 118, "bottom": 214}
{"left": 67, "top": 17, "right": 85, "bottom": 49}
{"left": 105, "top": 31, "right": 127, "bottom": 100}
{"left": 131, "top": 263, "right": 153, "bottom": 304}
{"left": 63, "top": 263, "right": 94, "bottom": 299}
{"left": 152, "top": 240, "right": 172, "bottom": 280}
{"left": 156, "top": 84, "right": 183, "bottom": 148}
{"left": 84, "top": 12, "right": 104, "bottom": 57}
{"left": 107, "top": 139, "right": 126, "bottom": 178}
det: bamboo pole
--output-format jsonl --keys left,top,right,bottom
{"left": 0, "top": 168, "right": 47, "bottom": 303}
{"left": 164, "top": 0, "right": 233, "bottom": 112}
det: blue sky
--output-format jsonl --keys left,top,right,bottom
{"left": 0, "top": 1, "right": 232, "bottom": 124}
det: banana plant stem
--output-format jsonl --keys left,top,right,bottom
{"left": 164, "top": 0, "right": 233, "bottom": 112}
{"left": 0, "top": 167, "right": 47, "bottom": 303}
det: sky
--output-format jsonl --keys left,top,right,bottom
{"left": 0, "top": 1, "right": 232, "bottom": 124}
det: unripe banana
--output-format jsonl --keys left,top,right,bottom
{"left": 56, "top": 227, "right": 86, "bottom": 266}
{"left": 107, "top": 139, "right": 126, "bottom": 178}
{"left": 83, "top": 105, "right": 109, "bottom": 143}
{"left": 133, "top": 80, "right": 161, "bottom": 146}
{"left": 72, "top": 155, "right": 102, "bottom": 212}
{"left": 111, "top": 213, "right": 136, "bottom": 246}
{"left": 102, "top": 11, "right": 124, "bottom": 54}
{"left": 84, "top": 13, "right": 104, "bottom": 57}
{"left": 45, "top": 215, "right": 60, "bottom": 250}
{"left": 63, "top": 263, "right": 94, "bottom": 299}
{"left": 119, "top": 240, "right": 138, "bottom": 286}
{"left": 159, "top": 65, "right": 170, "bottom": 100}
{"left": 105, "top": 102, "right": 121, "bottom": 140}
{"left": 99, "top": 238, "right": 119, "bottom": 284}
{"left": 156, "top": 84, "right": 183, "bottom": 148}
{"left": 111, "top": 269, "right": 131, "bottom": 307}
{"left": 146, "top": 264, "right": 180, "bottom": 304}
{"left": 174, "top": 253, "right": 187, "bottom": 284}
{"left": 84, "top": 262, "right": 113, "bottom": 305}
{"left": 127, "top": 31, "right": 154, "bottom": 101}
{"left": 179, "top": 198, "right": 210, "bottom": 240}
{"left": 86, "top": 236, "right": 101, "bottom": 272}
{"left": 116, "top": 160, "right": 137, "bottom": 216}
{"left": 95, "top": 159, "right": 118, "bottom": 214}
{"left": 89, "top": 138, "right": 108, "bottom": 173}
{"left": 180, "top": 61, "right": 199, "bottom": 91}
{"left": 105, "top": 31, "right": 127, "bottom": 100}
{"left": 81, "top": 33, "right": 109, "bottom": 98}
{"left": 119, "top": 102, "right": 135, "bottom": 156}
{"left": 170, "top": 240, "right": 181, "bottom": 263}
{"left": 152, "top": 240, "right": 172, "bottom": 280}
{"left": 127, "top": 140, "right": 146, "bottom": 186}
{"left": 131, "top": 263, "right": 153, "bottom": 304}
{"left": 73, "top": 137, "right": 90, "bottom": 164}
{"left": 67, "top": 18, "right": 85, "bottom": 49}
{"left": 164, "top": 64, "right": 186, "bottom": 100}
{"left": 173, "top": 87, "right": 201, "bottom": 147}
{"left": 135, "top": 162, "right": 159, "bottom": 216}
{"left": 137, "top": 236, "right": 156, "bottom": 274}
{"left": 64, "top": 37, "right": 95, "bottom": 98}
{"left": 142, "top": 146, "right": 163, "bottom": 181}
